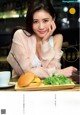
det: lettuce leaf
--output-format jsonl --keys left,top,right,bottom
{"left": 44, "top": 75, "right": 73, "bottom": 85}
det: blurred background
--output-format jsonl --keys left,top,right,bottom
{"left": 0, "top": 0, "right": 79, "bottom": 73}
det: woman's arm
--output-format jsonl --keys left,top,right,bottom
{"left": 41, "top": 34, "right": 63, "bottom": 69}
{"left": 51, "top": 34, "right": 77, "bottom": 77}
{"left": 7, "top": 30, "right": 58, "bottom": 78}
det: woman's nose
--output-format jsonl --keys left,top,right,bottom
{"left": 38, "top": 23, "right": 44, "bottom": 29}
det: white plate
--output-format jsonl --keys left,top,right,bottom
{"left": 0, "top": 84, "right": 15, "bottom": 88}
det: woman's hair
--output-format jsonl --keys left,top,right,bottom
{"left": 26, "top": 0, "right": 56, "bottom": 35}
{"left": 12, "top": 0, "right": 56, "bottom": 38}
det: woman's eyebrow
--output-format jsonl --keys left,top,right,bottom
{"left": 33, "top": 18, "right": 49, "bottom": 20}
{"left": 43, "top": 18, "right": 49, "bottom": 20}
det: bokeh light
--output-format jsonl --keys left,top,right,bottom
{"left": 69, "top": 8, "right": 76, "bottom": 14}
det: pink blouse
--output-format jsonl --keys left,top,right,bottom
{"left": 7, "top": 29, "right": 63, "bottom": 78}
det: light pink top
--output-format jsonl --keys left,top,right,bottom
{"left": 7, "top": 29, "right": 63, "bottom": 78}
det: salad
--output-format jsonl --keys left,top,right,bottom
{"left": 44, "top": 74, "right": 74, "bottom": 85}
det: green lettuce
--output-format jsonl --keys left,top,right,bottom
{"left": 44, "top": 75, "right": 73, "bottom": 85}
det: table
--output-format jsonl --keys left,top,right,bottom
{"left": 0, "top": 78, "right": 80, "bottom": 91}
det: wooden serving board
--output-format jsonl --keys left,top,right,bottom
{"left": 15, "top": 82, "right": 75, "bottom": 91}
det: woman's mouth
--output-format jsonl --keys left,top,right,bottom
{"left": 38, "top": 30, "right": 47, "bottom": 34}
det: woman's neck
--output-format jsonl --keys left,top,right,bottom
{"left": 35, "top": 35, "right": 42, "bottom": 43}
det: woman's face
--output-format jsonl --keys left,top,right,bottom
{"left": 32, "top": 9, "right": 54, "bottom": 39}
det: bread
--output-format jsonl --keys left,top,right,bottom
{"left": 18, "top": 72, "right": 41, "bottom": 87}
{"left": 18, "top": 72, "right": 35, "bottom": 87}
{"left": 28, "top": 82, "right": 40, "bottom": 87}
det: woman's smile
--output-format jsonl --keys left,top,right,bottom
{"left": 38, "top": 30, "right": 47, "bottom": 34}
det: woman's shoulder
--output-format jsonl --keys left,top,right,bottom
{"left": 13, "top": 28, "right": 30, "bottom": 37}
{"left": 53, "top": 33, "right": 63, "bottom": 39}
{"left": 12, "top": 29, "right": 24, "bottom": 43}
{"left": 12, "top": 29, "right": 34, "bottom": 43}
{"left": 52, "top": 34, "right": 63, "bottom": 49}
{"left": 14, "top": 29, "right": 25, "bottom": 36}
{"left": 52, "top": 34, "right": 63, "bottom": 43}
{"left": 12, "top": 29, "right": 28, "bottom": 42}
{"left": 13, "top": 29, "right": 24, "bottom": 38}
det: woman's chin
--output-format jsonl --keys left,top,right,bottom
{"left": 38, "top": 33, "right": 47, "bottom": 38}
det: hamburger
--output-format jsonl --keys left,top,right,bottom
{"left": 18, "top": 71, "right": 41, "bottom": 87}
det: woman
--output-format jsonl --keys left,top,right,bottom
{"left": 7, "top": 0, "right": 77, "bottom": 78}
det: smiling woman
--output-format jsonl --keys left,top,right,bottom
{"left": 7, "top": 0, "right": 77, "bottom": 79}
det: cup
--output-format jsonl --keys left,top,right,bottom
{"left": 0, "top": 71, "right": 11, "bottom": 87}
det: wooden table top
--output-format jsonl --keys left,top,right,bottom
{"left": 0, "top": 78, "right": 80, "bottom": 91}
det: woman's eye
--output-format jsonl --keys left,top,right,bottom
{"left": 33, "top": 20, "right": 38, "bottom": 24}
{"left": 43, "top": 20, "right": 48, "bottom": 23}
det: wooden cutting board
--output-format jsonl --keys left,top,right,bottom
{"left": 15, "top": 82, "right": 75, "bottom": 91}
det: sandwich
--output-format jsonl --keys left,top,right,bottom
{"left": 18, "top": 71, "right": 41, "bottom": 87}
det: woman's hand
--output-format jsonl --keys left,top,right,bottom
{"left": 57, "top": 66, "right": 78, "bottom": 77}
{"left": 42, "top": 21, "right": 56, "bottom": 43}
